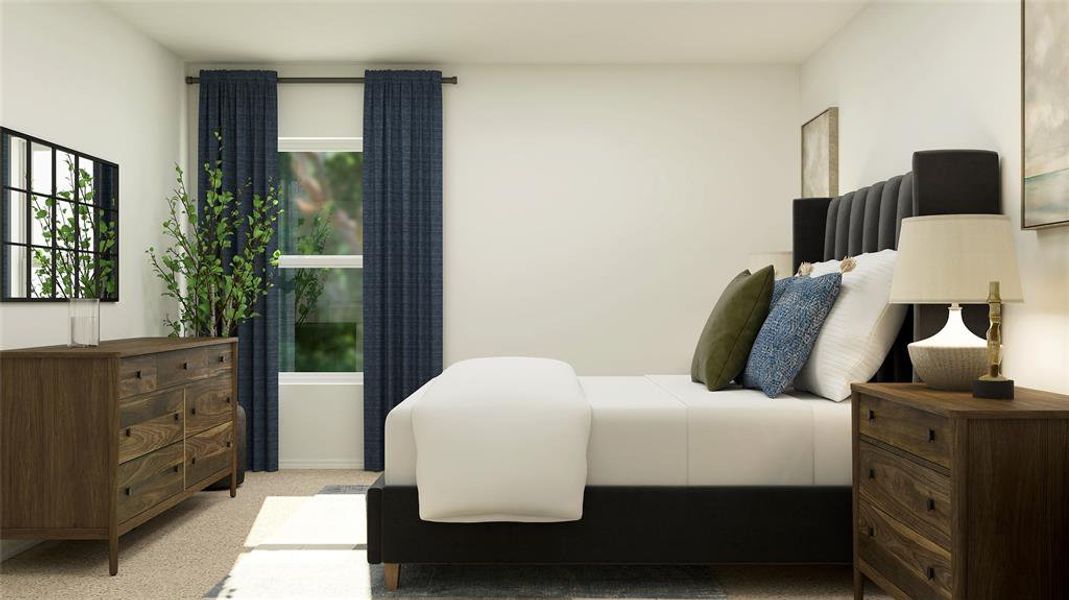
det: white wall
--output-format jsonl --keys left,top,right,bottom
{"left": 443, "top": 65, "right": 799, "bottom": 374}
{"left": 188, "top": 62, "right": 801, "bottom": 466}
{"left": 801, "top": 1, "right": 1069, "bottom": 394}
{"left": 0, "top": 1, "right": 184, "bottom": 560}
{"left": 0, "top": 2, "right": 183, "bottom": 348}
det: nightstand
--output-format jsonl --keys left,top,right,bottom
{"left": 851, "top": 383, "right": 1069, "bottom": 600}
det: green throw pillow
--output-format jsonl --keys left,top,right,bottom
{"left": 690, "top": 266, "right": 775, "bottom": 391}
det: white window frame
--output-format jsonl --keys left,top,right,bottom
{"left": 278, "top": 137, "right": 363, "bottom": 385}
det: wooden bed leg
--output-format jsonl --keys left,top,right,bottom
{"left": 384, "top": 563, "right": 400, "bottom": 591}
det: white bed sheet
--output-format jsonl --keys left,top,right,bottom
{"left": 384, "top": 374, "right": 852, "bottom": 487}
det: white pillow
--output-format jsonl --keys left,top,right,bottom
{"left": 794, "top": 249, "right": 907, "bottom": 401}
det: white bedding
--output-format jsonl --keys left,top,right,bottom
{"left": 385, "top": 374, "right": 852, "bottom": 489}
{"left": 409, "top": 357, "right": 591, "bottom": 523}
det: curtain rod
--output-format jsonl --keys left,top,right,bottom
{"left": 184, "top": 76, "right": 458, "bottom": 85}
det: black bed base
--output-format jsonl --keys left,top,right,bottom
{"left": 367, "top": 475, "right": 852, "bottom": 565}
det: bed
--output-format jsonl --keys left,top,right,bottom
{"left": 366, "top": 149, "right": 1001, "bottom": 588}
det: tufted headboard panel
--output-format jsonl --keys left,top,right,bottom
{"left": 792, "top": 150, "right": 1001, "bottom": 382}
{"left": 823, "top": 173, "right": 914, "bottom": 260}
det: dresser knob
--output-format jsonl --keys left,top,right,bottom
{"left": 173, "top": 465, "right": 180, "bottom": 473}
{"left": 124, "top": 487, "right": 131, "bottom": 496}
{"left": 867, "top": 526, "right": 875, "bottom": 538}
{"left": 219, "top": 355, "right": 226, "bottom": 363}
{"left": 927, "top": 428, "right": 936, "bottom": 442}
{"left": 868, "top": 468, "right": 876, "bottom": 480}
{"left": 191, "top": 457, "right": 197, "bottom": 465}
{"left": 125, "top": 428, "right": 131, "bottom": 437}
{"left": 226, "top": 441, "right": 232, "bottom": 448}
{"left": 926, "top": 566, "right": 935, "bottom": 581}
{"left": 867, "top": 409, "right": 875, "bottom": 421}
{"left": 135, "top": 370, "right": 142, "bottom": 379}
{"left": 183, "top": 362, "right": 190, "bottom": 370}
{"left": 173, "top": 413, "right": 180, "bottom": 421}
{"left": 225, "top": 396, "right": 231, "bottom": 404}
{"left": 927, "top": 498, "right": 936, "bottom": 511}
{"left": 191, "top": 407, "right": 197, "bottom": 415}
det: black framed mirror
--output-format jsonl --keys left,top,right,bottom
{"left": 1, "top": 127, "right": 119, "bottom": 302}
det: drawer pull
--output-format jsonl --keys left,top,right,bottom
{"left": 225, "top": 396, "right": 232, "bottom": 404}
{"left": 125, "top": 428, "right": 131, "bottom": 437}
{"left": 173, "top": 412, "right": 181, "bottom": 421}
{"left": 191, "top": 407, "right": 197, "bottom": 415}
{"left": 191, "top": 457, "right": 197, "bottom": 465}
{"left": 868, "top": 468, "right": 876, "bottom": 480}
{"left": 135, "top": 370, "right": 143, "bottom": 379}
{"left": 173, "top": 465, "right": 180, "bottom": 473}
{"left": 926, "top": 566, "right": 935, "bottom": 581}
{"left": 927, "top": 497, "right": 936, "bottom": 511}
{"left": 867, "top": 526, "right": 875, "bottom": 538}
{"left": 226, "top": 441, "right": 233, "bottom": 448}
{"left": 927, "top": 428, "right": 936, "bottom": 442}
{"left": 183, "top": 362, "right": 190, "bottom": 370}
{"left": 218, "top": 355, "right": 226, "bottom": 363}
{"left": 124, "top": 487, "right": 131, "bottom": 496}
{"left": 867, "top": 409, "right": 875, "bottom": 421}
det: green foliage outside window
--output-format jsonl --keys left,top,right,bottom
{"left": 278, "top": 151, "right": 363, "bottom": 373}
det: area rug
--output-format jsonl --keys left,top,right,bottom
{"left": 206, "top": 486, "right": 726, "bottom": 599}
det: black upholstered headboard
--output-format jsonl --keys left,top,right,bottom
{"left": 791, "top": 150, "right": 1001, "bottom": 382}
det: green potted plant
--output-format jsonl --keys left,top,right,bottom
{"left": 148, "top": 160, "right": 281, "bottom": 338}
{"left": 148, "top": 149, "right": 281, "bottom": 488}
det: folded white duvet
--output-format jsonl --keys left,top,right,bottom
{"left": 410, "top": 357, "right": 591, "bottom": 523}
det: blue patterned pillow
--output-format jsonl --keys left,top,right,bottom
{"left": 769, "top": 276, "right": 794, "bottom": 307}
{"left": 741, "top": 273, "right": 842, "bottom": 398}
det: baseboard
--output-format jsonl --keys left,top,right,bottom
{"left": 1, "top": 539, "right": 41, "bottom": 562}
{"left": 278, "top": 459, "right": 364, "bottom": 470}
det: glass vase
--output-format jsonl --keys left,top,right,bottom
{"left": 68, "top": 298, "right": 100, "bottom": 347}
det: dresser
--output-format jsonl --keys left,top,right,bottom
{"left": 851, "top": 383, "right": 1069, "bottom": 600}
{"left": 0, "top": 337, "right": 239, "bottom": 575}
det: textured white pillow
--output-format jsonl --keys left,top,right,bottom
{"left": 794, "top": 249, "right": 907, "bottom": 401}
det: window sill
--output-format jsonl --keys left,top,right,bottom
{"left": 279, "top": 372, "right": 363, "bottom": 386}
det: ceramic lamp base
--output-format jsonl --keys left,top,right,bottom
{"left": 908, "top": 305, "right": 987, "bottom": 391}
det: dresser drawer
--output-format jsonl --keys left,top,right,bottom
{"left": 157, "top": 344, "right": 233, "bottom": 388}
{"left": 119, "top": 355, "right": 158, "bottom": 398}
{"left": 186, "top": 376, "right": 234, "bottom": 435}
{"left": 118, "top": 389, "right": 184, "bottom": 464}
{"left": 186, "top": 422, "right": 233, "bottom": 488}
{"left": 859, "top": 441, "right": 952, "bottom": 548}
{"left": 858, "top": 503, "right": 952, "bottom": 600}
{"left": 116, "top": 442, "right": 184, "bottom": 523}
{"left": 858, "top": 394, "right": 951, "bottom": 468}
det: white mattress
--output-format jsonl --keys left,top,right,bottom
{"left": 384, "top": 374, "right": 852, "bottom": 487}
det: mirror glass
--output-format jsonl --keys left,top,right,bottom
{"left": 1, "top": 128, "right": 119, "bottom": 301}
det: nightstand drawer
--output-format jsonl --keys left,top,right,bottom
{"left": 859, "top": 394, "right": 951, "bottom": 468}
{"left": 859, "top": 441, "right": 951, "bottom": 548}
{"left": 858, "top": 503, "right": 952, "bottom": 600}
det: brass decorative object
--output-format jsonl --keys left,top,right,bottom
{"left": 973, "top": 280, "right": 1015, "bottom": 399}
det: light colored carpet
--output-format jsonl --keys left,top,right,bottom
{"left": 0, "top": 470, "right": 888, "bottom": 599}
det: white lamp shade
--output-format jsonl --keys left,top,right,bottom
{"left": 748, "top": 251, "right": 793, "bottom": 279}
{"left": 889, "top": 215, "right": 1023, "bottom": 304}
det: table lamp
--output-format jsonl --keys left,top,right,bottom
{"left": 748, "top": 251, "right": 794, "bottom": 279}
{"left": 888, "top": 215, "right": 1023, "bottom": 397}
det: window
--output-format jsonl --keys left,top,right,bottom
{"left": 277, "top": 138, "right": 363, "bottom": 380}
